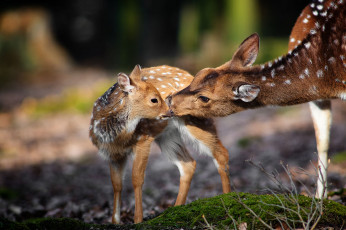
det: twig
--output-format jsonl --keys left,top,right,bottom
{"left": 233, "top": 192, "right": 275, "bottom": 230}
{"left": 202, "top": 214, "right": 214, "bottom": 230}
{"left": 220, "top": 198, "right": 238, "bottom": 230}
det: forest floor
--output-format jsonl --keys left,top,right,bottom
{"left": 0, "top": 68, "right": 345, "bottom": 224}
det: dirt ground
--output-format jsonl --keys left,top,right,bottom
{"left": 0, "top": 69, "right": 345, "bottom": 224}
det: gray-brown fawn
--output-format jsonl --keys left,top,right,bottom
{"left": 169, "top": 0, "right": 345, "bottom": 198}
{"left": 89, "top": 65, "right": 230, "bottom": 224}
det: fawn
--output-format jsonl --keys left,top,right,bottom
{"left": 169, "top": 0, "right": 345, "bottom": 197}
{"left": 89, "top": 65, "right": 230, "bottom": 224}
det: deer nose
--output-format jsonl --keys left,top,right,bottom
{"left": 163, "top": 109, "right": 174, "bottom": 118}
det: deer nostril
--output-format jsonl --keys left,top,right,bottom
{"left": 165, "top": 95, "right": 172, "bottom": 107}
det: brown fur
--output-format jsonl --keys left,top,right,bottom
{"left": 170, "top": 0, "right": 345, "bottom": 118}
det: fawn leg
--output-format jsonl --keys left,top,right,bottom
{"left": 109, "top": 158, "right": 127, "bottom": 224}
{"left": 212, "top": 140, "right": 231, "bottom": 193}
{"left": 132, "top": 137, "right": 153, "bottom": 223}
{"left": 185, "top": 117, "right": 231, "bottom": 193}
{"left": 309, "top": 100, "right": 331, "bottom": 198}
{"left": 174, "top": 154, "right": 197, "bottom": 205}
{"left": 155, "top": 122, "right": 196, "bottom": 206}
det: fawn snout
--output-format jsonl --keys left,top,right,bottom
{"left": 161, "top": 95, "right": 174, "bottom": 118}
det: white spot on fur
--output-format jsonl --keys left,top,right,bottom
{"left": 304, "top": 42, "right": 311, "bottom": 49}
{"left": 317, "top": 5, "right": 323, "bottom": 10}
{"left": 271, "top": 69, "right": 275, "bottom": 78}
{"left": 284, "top": 80, "right": 291, "bottom": 85}
{"left": 149, "top": 70, "right": 156, "bottom": 73}
{"left": 278, "top": 65, "right": 285, "bottom": 70}
{"left": 161, "top": 85, "right": 167, "bottom": 88}
{"left": 328, "top": 57, "right": 336, "bottom": 63}
{"left": 157, "top": 78, "right": 163, "bottom": 81}
{"left": 142, "top": 76, "right": 148, "bottom": 80}
{"left": 316, "top": 70, "right": 324, "bottom": 78}
{"left": 174, "top": 77, "right": 180, "bottom": 81}
{"left": 304, "top": 68, "right": 310, "bottom": 76}
{"left": 149, "top": 75, "right": 155, "bottom": 79}
{"left": 312, "top": 11, "right": 318, "bottom": 16}
{"left": 290, "top": 38, "right": 295, "bottom": 42}
{"left": 303, "top": 18, "right": 308, "bottom": 23}
{"left": 261, "top": 76, "right": 266, "bottom": 81}
{"left": 299, "top": 74, "right": 305, "bottom": 79}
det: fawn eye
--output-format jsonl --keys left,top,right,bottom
{"left": 199, "top": 96, "right": 210, "bottom": 103}
{"left": 151, "top": 98, "right": 158, "bottom": 103}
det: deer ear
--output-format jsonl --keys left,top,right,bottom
{"left": 129, "top": 64, "right": 142, "bottom": 83}
{"left": 229, "top": 33, "right": 259, "bottom": 68}
{"left": 233, "top": 83, "right": 260, "bottom": 102}
{"left": 118, "top": 73, "right": 135, "bottom": 93}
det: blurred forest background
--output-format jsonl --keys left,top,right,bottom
{"left": 0, "top": 0, "right": 345, "bottom": 224}
{"left": 0, "top": 0, "right": 310, "bottom": 89}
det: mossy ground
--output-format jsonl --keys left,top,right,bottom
{"left": 1, "top": 192, "right": 345, "bottom": 230}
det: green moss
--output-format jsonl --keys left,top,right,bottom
{"left": 138, "top": 192, "right": 346, "bottom": 229}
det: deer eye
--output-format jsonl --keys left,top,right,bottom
{"left": 199, "top": 96, "right": 210, "bottom": 103}
{"left": 151, "top": 98, "right": 158, "bottom": 103}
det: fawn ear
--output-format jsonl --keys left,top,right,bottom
{"left": 129, "top": 64, "right": 142, "bottom": 83}
{"left": 233, "top": 83, "right": 260, "bottom": 102}
{"left": 225, "top": 33, "right": 259, "bottom": 69}
{"left": 118, "top": 73, "right": 135, "bottom": 93}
